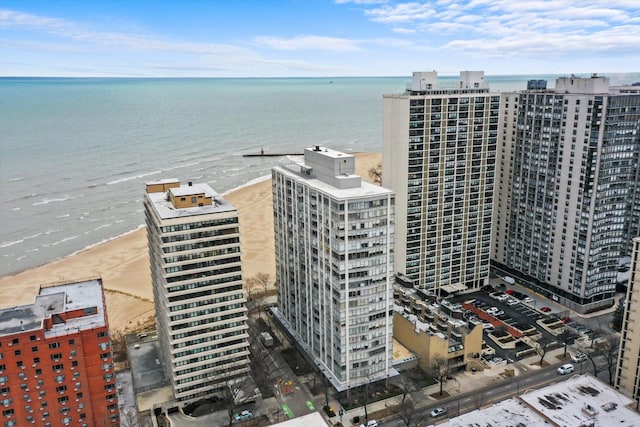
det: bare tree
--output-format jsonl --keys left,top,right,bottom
{"left": 245, "top": 277, "right": 257, "bottom": 301}
{"left": 473, "top": 391, "right": 486, "bottom": 409}
{"left": 535, "top": 342, "right": 549, "bottom": 365}
{"left": 368, "top": 163, "right": 382, "bottom": 185}
{"left": 396, "top": 375, "right": 417, "bottom": 427}
{"left": 596, "top": 335, "right": 620, "bottom": 385}
{"left": 254, "top": 272, "right": 272, "bottom": 297}
{"left": 120, "top": 408, "right": 140, "bottom": 427}
{"left": 429, "top": 356, "right": 451, "bottom": 396}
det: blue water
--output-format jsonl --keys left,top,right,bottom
{"left": 1, "top": 74, "right": 638, "bottom": 276}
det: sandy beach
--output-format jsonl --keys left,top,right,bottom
{"left": 0, "top": 152, "right": 381, "bottom": 332}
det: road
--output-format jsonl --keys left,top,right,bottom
{"left": 381, "top": 358, "right": 612, "bottom": 427}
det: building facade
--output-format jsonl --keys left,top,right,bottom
{"left": 493, "top": 75, "right": 640, "bottom": 312}
{"left": 616, "top": 237, "right": 640, "bottom": 402}
{"left": 0, "top": 279, "right": 119, "bottom": 427}
{"left": 144, "top": 180, "right": 250, "bottom": 404}
{"left": 272, "top": 147, "right": 396, "bottom": 391}
{"left": 382, "top": 71, "right": 498, "bottom": 296}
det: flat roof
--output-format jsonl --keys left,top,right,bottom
{"left": 0, "top": 279, "right": 105, "bottom": 337}
{"left": 146, "top": 182, "right": 236, "bottom": 220}
{"left": 275, "top": 163, "right": 393, "bottom": 200}
{"left": 273, "top": 412, "right": 328, "bottom": 426}
{"left": 434, "top": 374, "right": 639, "bottom": 426}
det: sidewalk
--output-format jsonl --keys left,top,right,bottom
{"left": 325, "top": 347, "right": 571, "bottom": 426}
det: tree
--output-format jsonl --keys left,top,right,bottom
{"left": 245, "top": 277, "right": 257, "bottom": 301}
{"left": 429, "top": 356, "right": 451, "bottom": 396}
{"left": 396, "top": 375, "right": 417, "bottom": 427}
{"left": 473, "top": 391, "right": 486, "bottom": 409}
{"left": 612, "top": 302, "right": 625, "bottom": 332}
{"left": 599, "top": 335, "right": 620, "bottom": 385}
{"left": 557, "top": 329, "right": 574, "bottom": 359}
{"left": 368, "top": 163, "right": 382, "bottom": 185}
{"left": 254, "top": 272, "right": 272, "bottom": 297}
{"left": 535, "top": 342, "right": 549, "bottom": 365}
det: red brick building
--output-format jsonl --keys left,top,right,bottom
{"left": 0, "top": 278, "right": 119, "bottom": 427}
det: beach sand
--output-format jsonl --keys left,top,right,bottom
{"left": 0, "top": 152, "right": 381, "bottom": 332}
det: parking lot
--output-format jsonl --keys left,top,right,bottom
{"left": 451, "top": 286, "right": 576, "bottom": 363}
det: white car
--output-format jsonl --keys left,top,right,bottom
{"left": 430, "top": 407, "right": 447, "bottom": 418}
{"left": 506, "top": 298, "right": 519, "bottom": 306}
{"left": 571, "top": 352, "right": 588, "bottom": 363}
{"left": 557, "top": 363, "right": 575, "bottom": 375}
{"left": 486, "top": 307, "right": 499, "bottom": 314}
{"left": 523, "top": 297, "right": 534, "bottom": 304}
{"left": 360, "top": 421, "right": 378, "bottom": 427}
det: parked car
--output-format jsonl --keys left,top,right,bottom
{"left": 234, "top": 410, "right": 253, "bottom": 421}
{"left": 486, "top": 307, "right": 499, "bottom": 314}
{"left": 557, "top": 363, "right": 575, "bottom": 375}
{"left": 430, "top": 407, "right": 447, "bottom": 418}
{"left": 493, "top": 309, "right": 505, "bottom": 316}
{"left": 496, "top": 294, "right": 509, "bottom": 302}
{"left": 507, "top": 298, "right": 519, "bottom": 306}
{"left": 360, "top": 420, "right": 378, "bottom": 427}
{"left": 482, "top": 322, "right": 494, "bottom": 330}
{"left": 523, "top": 297, "right": 534, "bottom": 304}
{"left": 571, "top": 352, "right": 588, "bottom": 363}
{"left": 540, "top": 306, "right": 552, "bottom": 313}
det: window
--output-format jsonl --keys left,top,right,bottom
{"left": 12, "top": 350, "right": 20, "bottom": 356}
{"left": 50, "top": 353, "right": 62, "bottom": 361}
{"left": 48, "top": 343, "right": 60, "bottom": 350}
{"left": 71, "top": 361, "right": 78, "bottom": 368}
{"left": 68, "top": 339, "right": 75, "bottom": 345}
{"left": 57, "top": 396, "right": 69, "bottom": 404}
{"left": 97, "top": 331, "right": 107, "bottom": 338}
{"left": 29, "top": 335, "right": 37, "bottom": 342}
{"left": 11, "top": 339, "right": 18, "bottom": 345}
{"left": 33, "top": 357, "right": 40, "bottom": 364}
{"left": 31, "top": 347, "right": 38, "bottom": 353}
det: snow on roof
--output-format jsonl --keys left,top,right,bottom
{"left": 272, "top": 412, "right": 328, "bottom": 426}
{"left": 433, "top": 398, "right": 547, "bottom": 427}
{"left": 520, "top": 374, "right": 637, "bottom": 426}
{"left": 434, "top": 374, "right": 639, "bottom": 427}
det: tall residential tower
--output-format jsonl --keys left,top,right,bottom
{"left": 615, "top": 237, "right": 640, "bottom": 403}
{"left": 382, "top": 71, "right": 498, "bottom": 295}
{"left": 0, "top": 279, "right": 119, "bottom": 427}
{"left": 493, "top": 75, "right": 640, "bottom": 312}
{"left": 272, "top": 147, "right": 396, "bottom": 391}
{"left": 144, "top": 180, "right": 250, "bottom": 404}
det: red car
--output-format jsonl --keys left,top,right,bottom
{"left": 540, "top": 307, "right": 552, "bottom": 313}
{"left": 505, "top": 289, "right": 515, "bottom": 295}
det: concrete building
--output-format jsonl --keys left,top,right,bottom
{"left": 272, "top": 147, "right": 396, "bottom": 391}
{"left": 144, "top": 180, "right": 250, "bottom": 405}
{"left": 0, "top": 278, "right": 119, "bottom": 427}
{"left": 493, "top": 75, "right": 640, "bottom": 312}
{"left": 616, "top": 236, "right": 640, "bottom": 403}
{"left": 382, "top": 71, "right": 498, "bottom": 296}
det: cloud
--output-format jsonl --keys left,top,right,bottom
{"left": 253, "top": 35, "right": 362, "bottom": 52}
{"left": 346, "top": 0, "right": 640, "bottom": 56}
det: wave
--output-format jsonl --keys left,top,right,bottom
{"left": 48, "top": 235, "right": 79, "bottom": 246}
{"left": 33, "top": 194, "right": 84, "bottom": 206}
{"left": 8, "top": 177, "right": 24, "bottom": 182}
{"left": 222, "top": 174, "right": 271, "bottom": 196}
{"left": 106, "top": 170, "right": 162, "bottom": 185}
{"left": 0, "top": 232, "right": 43, "bottom": 248}
{"left": 56, "top": 213, "right": 70, "bottom": 219}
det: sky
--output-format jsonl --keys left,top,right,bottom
{"left": 1, "top": 0, "right": 639, "bottom": 77}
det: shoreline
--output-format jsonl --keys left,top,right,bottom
{"left": 0, "top": 152, "right": 381, "bottom": 332}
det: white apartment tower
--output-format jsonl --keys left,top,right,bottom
{"left": 144, "top": 180, "right": 250, "bottom": 404}
{"left": 615, "top": 237, "right": 640, "bottom": 403}
{"left": 382, "top": 71, "right": 498, "bottom": 295}
{"left": 493, "top": 75, "right": 640, "bottom": 312}
{"left": 272, "top": 147, "right": 396, "bottom": 391}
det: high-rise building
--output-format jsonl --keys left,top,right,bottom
{"left": 0, "top": 278, "right": 119, "bottom": 427}
{"left": 272, "top": 147, "right": 396, "bottom": 391}
{"left": 493, "top": 75, "right": 640, "bottom": 312}
{"left": 144, "top": 180, "right": 250, "bottom": 404}
{"left": 615, "top": 236, "right": 640, "bottom": 402}
{"left": 382, "top": 71, "right": 498, "bottom": 296}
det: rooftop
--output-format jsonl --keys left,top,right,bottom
{"left": 434, "top": 374, "right": 639, "bottom": 427}
{"left": 0, "top": 278, "right": 106, "bottom": 337}
{"left": 146, "top": 182, "right": 236, "bottom": 220}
